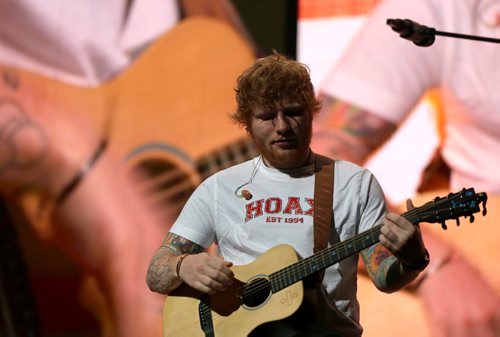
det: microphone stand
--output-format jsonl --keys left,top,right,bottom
{"left": 434, "top": 30, "right": 500, "bottom": 44}
{"left": 387, "top": 18, "right": 500, "bottom": 46}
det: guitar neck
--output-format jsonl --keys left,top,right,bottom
{"left": 269, "top": 224, "right": 381, "bottom": 292}
{"left": 195, "top": 137, "right": 258, "bottom": 180}
{"left": 269, "top": 205, "right": 430, "bottom": 292}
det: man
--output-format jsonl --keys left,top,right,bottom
{"left": 146, "top": 53, "right": 429, "bottom": 336}
{"left": 311, "top": 1, "right": 500, "bottom": 336}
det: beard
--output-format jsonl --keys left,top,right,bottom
{"left": 252, "top": 123, "right": 313, "bottom": 169}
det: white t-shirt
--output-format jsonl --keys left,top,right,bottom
{"left": 0, "top": 0, "right": 179, "bottom": 86}
{"left": 170, "top": 156, "right": 387, "bottom": 335}
{"left": 318, "top": 0, "right": 500, "bottom": 194}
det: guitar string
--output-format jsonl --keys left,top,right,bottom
{"left": 199, "top": 198, "right": 454, "bottom": 313}
{"left": 174, "top": 192, "right": 482, "bottom": 334}
{"left": 194, "top": 227, "right": 382, "bottom": 326}
{"left": 199, "top": 191, "right": 479, "bottom": 314}
{"left": 199, "top": 207, "right": 422, "bottom": 313}
{"left": 198, "top": 230, "right": 384, "bottom": 320}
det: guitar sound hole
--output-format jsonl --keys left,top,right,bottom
{"left": 241, "top": 276, "right": 271, "bottom": 309}
{"left": 131, "top": 157, "right": 195, "bottom": 222}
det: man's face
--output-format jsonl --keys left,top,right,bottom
{"left": 248, "top": 102, "right": 312, "bottom": 169}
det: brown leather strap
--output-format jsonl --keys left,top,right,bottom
{"left": 313, "top": 154, "right": 334, "bottom": 282}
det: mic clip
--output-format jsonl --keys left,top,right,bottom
{"left": 387, "top": 18, "right": 436, "bottom": 47}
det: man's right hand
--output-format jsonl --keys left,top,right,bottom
{"left": 178, "top": 252, "right": 234, "bottom": 294}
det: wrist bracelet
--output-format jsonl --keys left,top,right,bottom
{"left": 55, "top": 139, "right": 108, "bottom": 206}
{"left": 403, "top": 249, "right": 430, "bottom": 272}
{"left": 176, "top": 254, "right": 189, "bottom": 279}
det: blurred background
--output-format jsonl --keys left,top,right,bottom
{"left": 1, "top": 1, "right": 494, "bottom": 337}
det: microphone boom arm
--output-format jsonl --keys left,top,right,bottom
{"left": 387, "top": 18, "right": 500, "bottom": 46}
{"left": 434, "top": 29, "right": 500, "bottom": 44}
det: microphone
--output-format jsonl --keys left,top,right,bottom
{"left": 239, "top": 189, "right": 253, "bottom": 200}
{"left": 386, "top": 18, "right": 436, "bottom": 47}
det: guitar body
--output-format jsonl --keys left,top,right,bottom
{"left": 359, "top": 191, "right": 500, "bottom": 337}
{"left": 0, "top": 17, "right": 255, "bottom": 229}
{"left": 1, "top": 16, "right": 254, "bottom": 168}
{"left": 163, "top": 244, "right": 304, "bottom": 337}
{"left": 1, "top": 17, "right": 255, "bottom": 335}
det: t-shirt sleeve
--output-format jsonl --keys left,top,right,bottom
{"left": 319, "top": 0, "right": 441, "bottom": 123}
{"left": 357, "top": 169, "right": 388, "bottom": 234}
{"left": 169, "top": 177, "right": 218, "bottom": 248}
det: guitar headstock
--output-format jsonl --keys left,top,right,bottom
{"left": 408, "top": 188, "right": 488, "bottom": 230}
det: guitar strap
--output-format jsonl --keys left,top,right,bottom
{"left": 313, "top": 155, "right": 335, "bottom": 283}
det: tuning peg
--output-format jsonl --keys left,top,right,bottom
{"left": 455, "top": 218, "right": 460, "bottom": 226}
{"left": 469, "top": 214, "right": 475, "bottom": 223}
{"left": 478, "top": 192, "right": 488, "bottom": 216}
{"left": 441, "top": 221, "right": 448, "bottom": 230}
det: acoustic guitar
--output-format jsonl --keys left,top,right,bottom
{"left": 0, "top": 17, "right": 257, "bottom": 228}
{"left": 162, "top": 188, "right": 488, "bottom": 337}
{"left": 0, "top": 17, "right": 256, "bottom": 335}
{"left": 0, "top": 17, "right": 262, "bottom": 331}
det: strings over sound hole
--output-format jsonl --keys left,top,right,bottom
{"left": 241, "top": 276, "right": 272, "bottom": 309}
{"left": 130, "top": 157, "right": 195, "bottom": 223}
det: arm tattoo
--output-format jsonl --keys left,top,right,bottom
{"left": 318, "top": 98, "right": 397, "bottom": 163}
{"left": 162, "top": 232, "right": 205, "bottom": 255}
{"left": 361, "top": 243, "right": 397, "bottom": 289}
{"left": 0, "top": 98, "right": 48, "bottom": 175}
{"left": 147, "top": 250, "right": 175, "bottom": 294}
{"left": 146, "top": 232, "right": 205, "bottom": 294}
{"left": 328, "top": 100, "right": 396, "bottom": 148}
{"left": 1, "top": 72, "right": 49, "bottom": 181}
{"left": 3, "top": 70, "right": 20, "bottom": 91}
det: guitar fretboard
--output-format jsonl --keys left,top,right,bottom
{"left": 268, "top": 190, "right": 485, "bottom": 293}
{"left": 196, "top": 137, "right": 258, "bottom": 180}
{"left": 134, "top": 137, "right": 258, "bottom": 225}
{"left": 270, "top": 224, "right": 383, "bottom": 292}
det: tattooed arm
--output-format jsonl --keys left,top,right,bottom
{"left": 360, "top": 243, "right": 420, "bottom": 293}
{"left": 312, "top": 95, "right": 397, "bottom": 164}
{"left": 0, "top": 85, "right": 100, "bottom": 198}
{"left": 360, "top": 201, "right": 428, "bottom": 293}
{"left": 1, "top": 70, "right": 170, "bottom": 337}
{"left": 147, "top": 232, "right": 234, "bottom": 295}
